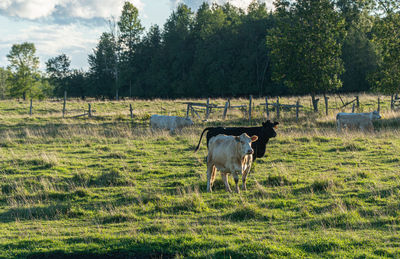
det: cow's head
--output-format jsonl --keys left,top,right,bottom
{"left": 183, "top": 117, "right": 194, "bottom": 126}
{"left": 371, "top": 111, "right": 381, "bottom": 120}
{"left": 260, "top": 120, "right": 279, "bottom": 140}
{"left": 235, "top": 133, "right": 258, "bottom": 156}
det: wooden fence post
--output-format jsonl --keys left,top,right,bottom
{"left": 355, "top": 96, "right": 359, "bottom": 109}
{"left": 391, "top": 95, "right": 394, "bottom": 110}
{"left": 324, "top": 96, "right": 329, "bottom": 116}
{"left": 223, "top": 101, "right": 229, "bottom": 120}
{"left": 63, "top": 91, "right": 67, "bottom": 118}
{"left": 276, "top": 97, "right": 280, "bottom": 120}
{"left": 88, "top": 103, "right": 92, "bottom": 118}
{"left": 352, "top": 103, "right": 355, "bottom": 113}
{"left": 186, "top": 104, "right": 190, "bottom": 118}
{"left": 379, "top": 97, "right": 381, "bottom": 112}
{"left": 265, "top": 96, "right": 269, "bottom": 119}
{"left": 29, "top": 99, "right": 33, "bottom": 116}
{"left": 296, "top": 99, "right": 300, "bottom": 123}
{"left": 205, "top": 98, "right": 210, "bottom": 120}
{"left": 249, "top": 95, "right": 252, "bottom": 122}
{"left": 130, "top": 104, "right": 133, "bottom": 119}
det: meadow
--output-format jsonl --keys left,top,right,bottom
{"left": 0, "top": 94, "right": 399, "bottom": 258}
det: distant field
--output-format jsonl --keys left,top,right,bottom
{"left": 0, "top": 95, "right": 399, "bottom": 258}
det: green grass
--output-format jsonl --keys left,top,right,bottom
{"left": 0, "top": 96, "right": 399, "bottom": 258}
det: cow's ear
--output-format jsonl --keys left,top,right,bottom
{"left": 251, "top": 135, "right": 258, "bottom": 142}
{"left": 273, "top": 122, "right": 279, "bottom": 129}
{"left": 234, "top": 136, "right": 240, "bottom": 142}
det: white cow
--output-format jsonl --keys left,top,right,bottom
{"left": 207, "top": 133, "right": 258, "bottom": 193}
{"left": 336, "top": 111, "right": 381, "bottom": 132}
{"left": 150, "top": 115, "right": 193, "bottom": 133}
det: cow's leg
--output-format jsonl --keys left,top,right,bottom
{"left": 242, "top": 159, "right": 252, "bottom": 191}
{"left": 221, "top": 173, "right": 232, "bottom": 193}
{"left": 206, "top": 163, "right": 214, "bottom": 192}
{"left": 337, "top": 120, "right": 341, "bottom": 133}
{"left": 210, "top": 165, "right": 217, "bottom": 189}
{"left": 233, "top": 174, "right": 240, "bottom": 193}
{"left": 242, "top": 168, "right": 250, "bottom": 191}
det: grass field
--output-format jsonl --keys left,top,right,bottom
{"left": 0, "top": 94, "right": 399, "bottom": 258}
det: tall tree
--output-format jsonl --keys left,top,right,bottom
{"left": 46, "top": 54, "right": 71, "bottom": 96}
{"left": 67, "top": 69, "right": 89, "bottom": 99}
{"left": 267, "top": 0, "right": 346, "bottom": 111}
{"left": 161, "top": 4, "right": 195, "bottom": 97}
{"left": 333, "top": 0, "right": 378, "bottom": 92}
{"left": 0, "top": 67, "right": 11, "bottom": 99}
{"left": 88, "top": 32, "right": 118, "bottom": 98}
{"left": 118, "top": 2, "right": 144, "bottom": 56}
{"left": 369, "top": 1, "right": 400, "bottom": 94}
{"left": 7, "top": 42, "right": 40, "bottom": 100}
{"left": 118, "top": 1, "right": 144, "bottom": 98}
{"left": 132, "top": 25, "right": 163, "bottom": 97}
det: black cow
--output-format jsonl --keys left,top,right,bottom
{"left": 194, "top": 120, "right": 279, "bottom": 161}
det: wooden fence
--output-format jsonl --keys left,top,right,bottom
{"left": 22, "top": 92, "right": 398, "bottom": 122}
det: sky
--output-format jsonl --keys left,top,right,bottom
{"left": 0, "top": 0, "right": 273, "bottom": 71}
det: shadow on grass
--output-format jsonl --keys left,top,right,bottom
{"left": 13, "top": 236, "right": 228, "bottom": 259}
{"left": 26, "top": 250, "right": 175, "bottom": 259}
{"left": 0, "top": 204, "right": 84, "bottom": 223}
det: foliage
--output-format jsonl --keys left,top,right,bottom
{"left": 267, "top": 0, "right": 346, "bottom": 102}
{"left": 88, "top": 33, "right": 118, "bottom": 99}
{"left": 117, "top": 2, "right": 144, "bottom": 97}
{"left": 46, "top": 54, "right": 71, "bottom": 96}
{"left": 4, "top": 1, "right": 400, "bottom": 99}
{"left": 369, "top": 2, "right": 400, "bottom": 94}
{"left": 0, "top": 67, "right": 11, "bottom": 99}
{"left": 6, "top": 42, "right": 40, "bottom": 99}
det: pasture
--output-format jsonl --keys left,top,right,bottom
{"left": 0, "top": 95, "right": 399, "bottom": 258}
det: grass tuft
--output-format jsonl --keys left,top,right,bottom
{"left": 93, "top": 169, "right": 132, "bottom": 187}
{"left": 310, "top": 179, "right": 336, "bottom": 193}
{"left": 264, "top": 174, "right": 291, "bottom": 186}
{"left": 224, "top": 204, "right": 268, "bottom": 221}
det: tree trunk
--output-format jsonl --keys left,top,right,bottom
{"left": 311, "top": 94, "right": 319, "bottom": 113}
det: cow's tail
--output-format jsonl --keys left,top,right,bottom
{"left": 194, "top": 127, "right": 211, "bottom": 152}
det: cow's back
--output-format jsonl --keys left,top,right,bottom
{"left": 336, "top": 112, "right": 374, "bottom": 131}
{"left": 150, "top": 115, "right": 177, "bottom": 130}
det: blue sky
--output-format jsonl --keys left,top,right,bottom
{"left": 0, "top": 0, "right": 273, "bottom": 71}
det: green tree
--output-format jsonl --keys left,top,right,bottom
{"left": 369, "top": 1, "right": 400, "bottom": 94}
{"left": 7, "top": 42, "right": 40, "bottom": 100}
{"left": 67, "top": 69, "right": 88, "bottom": 99}
{"left": 132, "top": 25, "right": 163, "bottom": 97}
{"left": 118, "top": 1, "right": 144, "bottom": 98}
{"left": 190, "top": 2, "right": 227, "bottom": 96}
{"left": 88, "top": 32, "right": 118, "bottom": 98}
{"left": 341, "top": 22, "right": 378, "bottom": 92}
{"left": 0, "top": 67, "right": 11, "bottom": 99}
{"left": 161, "top": 4, "right": 195, "bottom": 97}
{"left": 118, "top": 2, "right": 144, "bottom": 56}
{"left": 267, "top": 0, "right": 346, "bottom": 111}
{"left": 46, "top": 54, "right": 71, "bottom": 96}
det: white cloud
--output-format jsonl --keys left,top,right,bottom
{"left": 0, "top": 0, "right": 148, "bottom": 70}
{"left": 0, "top": 19, "right": 105, "bottom": 69}
{"left": 0, "top": 0, "right": 144, "bottom": 21}
{"left": 1, "top": 0, "right": 58, "bottom": 19}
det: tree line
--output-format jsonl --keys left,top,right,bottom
{"left": 0, "top": 0, "right": 399, "bottom": 102}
